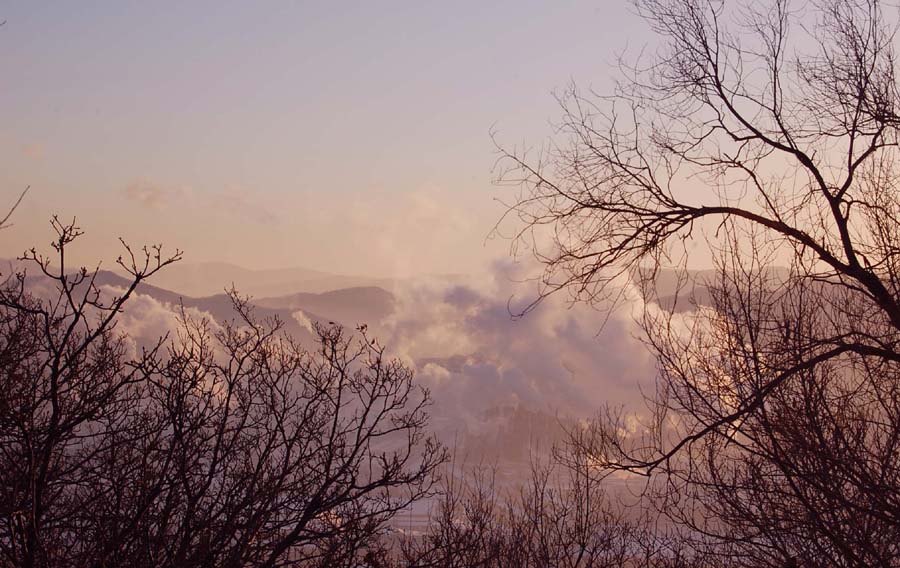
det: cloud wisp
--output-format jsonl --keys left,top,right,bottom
{"left": 122, "top": 180, "right": 192, "bottom": 210}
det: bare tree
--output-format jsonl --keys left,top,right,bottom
{"left": 0, "top": 217, "right": 181, "bottom": 567}
{"left": 120, "top": 301, "right": 444, "bottom": 567}
{"left": 497, "top": 0, "right": 900, "bottom": 564}
{"left": 0, "top": 220, "right": 445, "bottom": 567}
{"left": 575, "top": 247, "right": 900, "bottom": 565}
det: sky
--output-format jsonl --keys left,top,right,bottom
{"left": 0, "top": 1, "right": 646, "bottom": 277}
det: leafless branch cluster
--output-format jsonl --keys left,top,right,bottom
{"left": 497, "top": 0, "right": 900, "bottom": 564}
{"left": 0, "top": 220, "right": 445, "bottom": 567}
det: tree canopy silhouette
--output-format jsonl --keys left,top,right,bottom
{"left": 497, "top": 0, "right": 900, "bottom": 564}
{"left": 0, "top": 219, "right": 445, "bottom": 567}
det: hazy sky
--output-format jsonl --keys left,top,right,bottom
{"left": 0, "top": 2, "right": 644, "bottom": 276}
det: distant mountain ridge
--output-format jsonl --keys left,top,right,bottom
{"left": 6, "top": 263, "right": 398, "bottom": 342}
{"left": 91, "top": 271, "right": 333, "bottom": 340}
{"left": 120, "top": 261, "right": 396, "bottom": 298}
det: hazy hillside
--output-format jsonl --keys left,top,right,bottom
{"left": 6, "top": 258, "right": 397, "bottom": 338}
{"left": 255, "top": 286, "right": 395, "bottom": 327}
{"left": 90, "top": 271, "right": 331, "bottom": 342}
{"left": 125, "top": 261, "right": 396, "bottom": 298}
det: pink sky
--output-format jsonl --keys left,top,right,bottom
{"left": 0, "top": 2, "right": 644, "bottom": 276}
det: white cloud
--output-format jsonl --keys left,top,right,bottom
{"left": 122, "top": 180, "right": 191, "bottom": 210}
{"left": 96, "top": 284, "right": 220, "bottom": 357}
{"left": 378, "top": 259, "right": 658, "bottom": 433}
